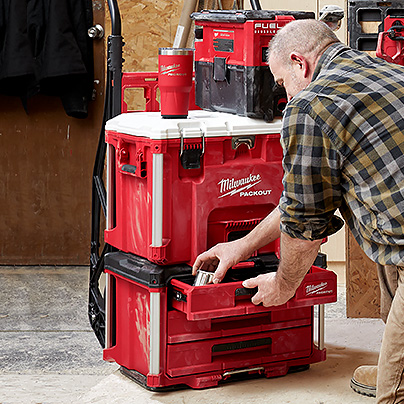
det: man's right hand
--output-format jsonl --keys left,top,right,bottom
{"left": 192, "top": 239, "right": 251, "bottom": 284}
{"left": 192, "top": 207, "right": 282, "bottom": 284}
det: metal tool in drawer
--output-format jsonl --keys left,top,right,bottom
{"left": 193, "top": 270, "right": 214, "bottom": 286}
{"left": 192, "top": 254, "right": 279, "bottom": 288}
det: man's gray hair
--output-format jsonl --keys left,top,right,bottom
{"left": 267, "top": 19, "right": 340, "bottom": 66}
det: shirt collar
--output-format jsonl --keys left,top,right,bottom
{"left": 311, "top": 42, "right": 350, "bottom": 81}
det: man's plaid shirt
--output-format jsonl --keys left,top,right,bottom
{"left": 279, "top": 42, "right": 404, "bottom": 266}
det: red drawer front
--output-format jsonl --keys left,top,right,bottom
{"left": 171, "top": 266, "right": 337, "bottom": 321}
{"left": 166, "top": 325, "right": 312, "bottom": 377}
{"left": 167, "top": 307, "right": 312, "bottom": 344}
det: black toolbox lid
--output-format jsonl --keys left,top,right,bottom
{"left": 104, "top": 251, "right": 192, "bottom": 288}
{"left": 191, "top": 10, "right": 315, "bottom": 23}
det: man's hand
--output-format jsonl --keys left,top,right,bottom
{"left": 243, "top": 233, "right": 323, "bottom": 307}
{"left": 242, "top": 272, "right": 298, "bottom": 307}
{"left": 192, "top": 239, "right": 251, "bottom": 283}
{"left": 192, "top": 207, "right": 282, "bottom": 284}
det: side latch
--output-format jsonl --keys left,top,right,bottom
{"left": 173, "top": 289, "right": 187, "bottom": 303}
{"left": 180, "top": 128, "right": 205, "bottom": 169}
{"left": 213, "top": 56, "right": 228, "bottom": 82}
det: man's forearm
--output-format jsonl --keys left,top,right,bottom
{"left": 242, "top": 206, "right": 282, "bottom": 255}
{"left": 277, "top": 232, "right": 323, "bottom": 291}
{"left": 242, "top": 230, "right": 323, "bottom": 307}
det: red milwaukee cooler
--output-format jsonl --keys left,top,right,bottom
{"left": 191, "top": 10, "right": 315, "bottom": 121}
{"left": 104, "top": 110, "right": 284, "bottom": 265}
{"left": 103, "top": 251, "right": 337, "bottom": 390}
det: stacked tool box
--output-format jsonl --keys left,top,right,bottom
{"left": 101, "top": 109, "right": 337, "bottom": 390}
{"left": 103, "top": 250, "right": 336, "bottom": 390}
{"left": 92, "top": 5, "right": 338, "bottom": 392}
{"left": 104, "top": 110, "right": 284, "bottom": 265}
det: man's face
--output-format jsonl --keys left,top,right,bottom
{"left": 268, "top": 53, "right": 310, "bottom": 101}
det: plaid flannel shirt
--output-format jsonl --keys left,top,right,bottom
{"left": 279, "top": 42, "right": 404, "bottom": 266}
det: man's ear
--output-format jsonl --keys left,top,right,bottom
{"left": 290, "top": 52, "right": 310, "bottom": 78}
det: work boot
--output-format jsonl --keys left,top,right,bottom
{"left": 350, "top": 365, "right": 377, "bottom": 397}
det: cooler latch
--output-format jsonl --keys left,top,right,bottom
{"left": 180, "top": 128, "right": 205, "bottom": 169}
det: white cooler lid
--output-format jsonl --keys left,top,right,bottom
{"left": 105, "top": 110, "right": 283, "bottom": 139}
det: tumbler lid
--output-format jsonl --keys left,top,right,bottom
{"left": 159, "top": 47, "right": 194, "bottom": 56}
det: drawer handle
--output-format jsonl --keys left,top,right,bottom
{"left": 235, "top": 287, "right": 258, "bottom": 297}
{"left": 121, "top": 164, "right": 137, "bottom": 174}
{"left": 213, "top": 337, "right": 272, "bottom": 353}
{"left": 223, "top": 366, "right": 265, "bottom": 378}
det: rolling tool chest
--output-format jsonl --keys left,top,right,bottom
{"left": 103, "top": 251, "right": 337, "bottom": 390}
{"left": 101, "top": 110, "right": 337, "bottom": 390}
{"left": 90, "top": 0, "right": 338, "bottom": 392}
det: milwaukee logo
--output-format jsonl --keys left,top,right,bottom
{"left": 305, "top": 282, "right": 332, "bottom": 296}
{"left": 218, "top": 174, "right": 272, "bottom": 199}
{"left": 160, "top": 64, "right": 187, "bottom": 77}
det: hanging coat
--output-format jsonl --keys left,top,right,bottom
{"left": 0, "top": 0, "right": 94, "bottom": 118}
{"left": 0, "top": 0, "right": 36, "bottom": 100}
{"left": 27, "top": 0, "right": 94, "bottom": 118}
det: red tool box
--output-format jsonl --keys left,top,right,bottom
{"left": 191, "top": 10, "right": 315, "bottom": 121}
{"left": 104, "top": 110, "right": 284, "bottom": 265}
{"left": 103, "top": 251, "right": 337, "bottom": 390}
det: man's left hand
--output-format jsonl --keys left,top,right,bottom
{"left": 242, "top": 272, "right": 298, "bottom": 307}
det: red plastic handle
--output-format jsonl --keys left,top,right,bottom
{"left": 232, "top": 261, "right": 256, "bottom": 270}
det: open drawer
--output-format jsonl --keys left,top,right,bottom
{"left": 171, "top": 266, "right": 337, "bottom": 321}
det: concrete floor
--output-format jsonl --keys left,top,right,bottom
{"left": 0, "top": 266, "right": 383, "bottom": 404}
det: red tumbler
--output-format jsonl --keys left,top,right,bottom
{"left": 158, "top": 48, "right": 194, "bottom": 119}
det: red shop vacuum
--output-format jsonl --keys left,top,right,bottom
{"left": 191, "top": 8, "right": 315, "bottom": 121}
{"left": 89, "top": 0, "right": 337, "bottom": 391}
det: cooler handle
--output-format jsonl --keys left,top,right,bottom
{"left": 232, "top": 136, "right": 255, "bottom": 150}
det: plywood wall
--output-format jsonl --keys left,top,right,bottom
{"left": 117, "top": 1, "right": 183, "bottom": 73}
{"left": 346, "top": 230, "right": 380, "bottom": 317}
{"left": 104, "top": 1, "right": 178, "bottom": 111}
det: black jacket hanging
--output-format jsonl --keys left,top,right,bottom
{"left": 0, "top": 0, "right": 94, "bottom": 118}
{"left": 27, "top": 0, "right": 95, "bottom": 118}
{"left": 0, "top": 0, "right": 36, "bottom": 100}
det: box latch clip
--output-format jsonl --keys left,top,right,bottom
{"left": 180, "top": 128, "right": 205, "bottom": 169}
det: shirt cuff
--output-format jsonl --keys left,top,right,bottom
{"left": 280, "top": 214, "right": 345, "bottom": 241}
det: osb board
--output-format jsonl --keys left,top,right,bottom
{"left": 346, "top": 228, "right": 380, "bottom": 318}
